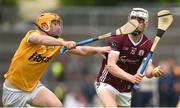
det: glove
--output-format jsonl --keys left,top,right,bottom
{"left": 152, "top": 66, "right": 164, "bottom": 77}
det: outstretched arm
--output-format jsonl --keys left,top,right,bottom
{"left": 28, "top": 33, "right": 76, "bottom": 49}
{"left": 67, "top": 46, "right": 111, "bottom": 56}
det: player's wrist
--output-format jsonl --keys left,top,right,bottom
{"left": 128, "top": 75, "right": 135, "bottom": 84}
{"left": 59, "top": 39, "right": 66, "bottom": 46}
{"left": 95, "top": 47, "right": 101, "bottom": 53}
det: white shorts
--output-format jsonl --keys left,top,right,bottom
{"left": 95, "top": 82, "right": 131, "bottom": 107}
{"left": 2, "top": 82, "right": 44, "bottom": 107}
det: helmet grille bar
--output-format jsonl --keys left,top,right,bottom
{"left": 133, "top": 10, "right": 147, "bottom": 13}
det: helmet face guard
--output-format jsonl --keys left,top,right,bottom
{"left": 129, "top": 8, "right": 149, "bottom": 27}
{"left": 36, "top": 13, "right": 62, "bottom": 32}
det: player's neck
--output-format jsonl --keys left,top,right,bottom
{"left": 129, "top": 34, "right": 142, "bottom": 43}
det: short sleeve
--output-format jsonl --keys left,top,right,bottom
{"left": 26, "top": 30, "right": 41, "bottom": 43}
{"left": 107, "top": 35, "right": 123, "bottom": 51}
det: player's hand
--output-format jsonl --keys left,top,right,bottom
{"left": 64, "top": 41, "right": 76, "bottom": 49}
{"left": 131, "top": 73, "right": 144, "bottom": 84}
{"left": 152, "top": 66, "right": 165, "bottom": 77}
{"left": 97, "top": 46, "right": 111, "bottom": 59}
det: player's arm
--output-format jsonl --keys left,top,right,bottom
{"left": 67, "top": 46, "right": 111, "bottom": 56}
{"left": 145, "top": 60, "right": 165, "bottom": 78}
{"left": 106, "top": 50, "right": 143, "bottom": 84}
{"left": 28, "top": 34, "right": 76, "bottom": 49}
{"left": 144, "top": 60, "right": 154, "bottom": 78}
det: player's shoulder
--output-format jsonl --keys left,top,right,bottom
{"left": 109, "top": 34, "right": 127, "bottom": 41}
{"left": 28, "top": 29, "right": 42, "bottom": 35}
{"left": 22, "top": 30, "right": 42, "bottom": 44}
{"left": 142, "top": 34, "right": 153, "bottom": 45}
{"left": 143, "top": 34, "right": 150, "bottom": 39}
{"left": 107, "top": 34, "right": 127, "bottom": 46}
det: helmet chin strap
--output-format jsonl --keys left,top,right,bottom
{"left": 131, "top": 30, "right": 142, "bottom": 36}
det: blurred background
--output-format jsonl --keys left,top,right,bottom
{"left": 0, "top": 0, "right": 180, "bottom": 107}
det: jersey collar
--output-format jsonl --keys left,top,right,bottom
{"left": 128, "top": 34, "right": 143, "bottom": 46}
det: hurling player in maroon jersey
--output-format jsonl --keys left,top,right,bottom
{"left": 95, "top": 8, "right": 165, "bottom": 107}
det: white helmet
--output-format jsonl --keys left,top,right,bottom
{"left": 129, "top": 8, "right": 149, "bottom": 27}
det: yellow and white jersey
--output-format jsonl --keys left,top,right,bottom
{"left": 4, "top": 30, "right": 63, "bottom": 92}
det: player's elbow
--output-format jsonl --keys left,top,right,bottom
{"left": 106, "top": 63, "right": 115, "bottom": 71}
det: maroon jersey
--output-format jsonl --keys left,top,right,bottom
{"left": 97, "top": 34, "right": 152, "bottom": 92}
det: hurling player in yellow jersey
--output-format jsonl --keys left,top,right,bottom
{"left": 2, "top": 13, "right": 111, "bottom": 107}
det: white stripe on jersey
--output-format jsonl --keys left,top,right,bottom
{"left": 99, "top": 65, "right": 109, "bottom": 82}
